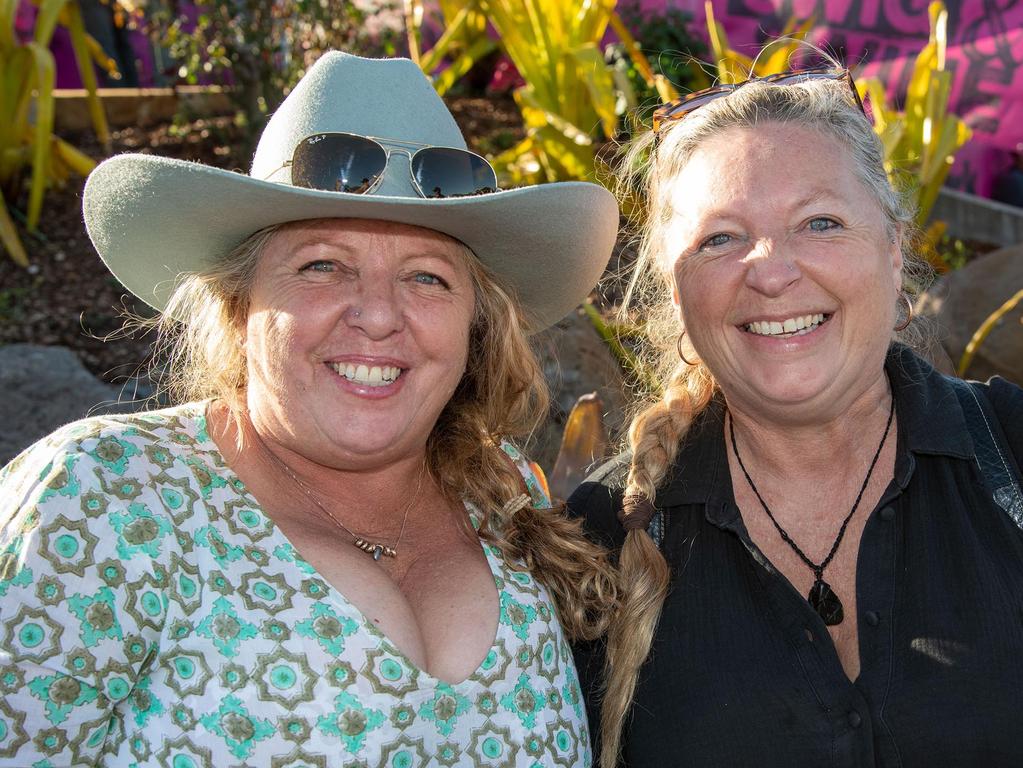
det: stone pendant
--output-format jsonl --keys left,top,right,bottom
{"left": 808, "top": 578, "right": 844, "bottom": 626}
{"left": 354, "top": 539, "right": 396, "bottom": 560}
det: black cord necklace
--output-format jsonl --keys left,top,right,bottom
{"left": 727, "top": 394, "right": 895, "bottom": 626}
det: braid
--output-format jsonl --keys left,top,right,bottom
{"left": 599, "top": 365, "right": 716, "bottom": 768}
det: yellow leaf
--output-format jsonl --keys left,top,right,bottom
{"left": 609, "top": 10, "right": 655, "bottom": 87}
{"left": 0, "top": 192, "right": 29, "bottom": 267}
{"left": 33, "top": 0, "right": 68, "bottom": 45}
{"left": 403, "top": 0, "right": 423, "bottom": 64}
{"left": 533, "top": 126, "right": 595, "bottom": 181}
{"left": 958, "top": 288, "right": 1023, "bottom": 377}
{"left": 53, "top": 135, "right": 96, "bottom": 176}
{"left": 420, "top": 1, "right": 477, "bottom": 74}
{"left": 549, "top": 393, "right": 609, "bottom": 500}
{"left": 24, "top": 41, "right": 55, "bottom": 231}
{"left": 63, "top": 1, "right": 109, "bottom": 146}
{"left": 653, "top": 74, "right": 680, "bottom": 103}
{"left": 0, "top": 0, "right": 19, "bottom": 50}
{"left": 82, "top": 29, "right": 119, "bottom": 78}
{"left": 433, "top": 37, "right": 496, "bottom": 95}
{"left": 571, "top": 43, "right": 617, "bottom": 139}
{"left": 516, "top": 87, "right": 593, "bottom": 144}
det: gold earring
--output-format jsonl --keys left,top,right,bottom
{"left": 677, "top": 331, "right": 696, "bottom": 366}
{"left": 894, "top": 292, "right": 914, "bottom": 332}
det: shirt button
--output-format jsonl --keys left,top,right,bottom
{"left": 865, "top": 611, "right": 880, "bottom": 627}
{"left": 880, "top": 506, "right": 895, "bottom": 521}
{"left": 848, "top": 711, "right": 863, "bottom": 728}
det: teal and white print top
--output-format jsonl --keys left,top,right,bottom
{"left": 0, "top": 403, "right": 590, "bottom": 767}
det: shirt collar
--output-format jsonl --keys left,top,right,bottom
{"left": 886, "top": 343, "right": 973, "bottom": 459}
{"left": 653, "top": 345, "right": 974, "bottom": 514}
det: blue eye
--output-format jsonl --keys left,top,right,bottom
{"left": 300, "top": 260, "right": 335, "bottom": 272}
{"left": 701, "top": 233, "right": 731, "bottom": 249}
{"left": 808, "top": 217, "right": 840, "bottom": 232}
{"left": 413, "top": 272, "right": 449, "bottom": 288}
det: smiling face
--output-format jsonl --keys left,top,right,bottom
{"left": 243, "top": 218, "right": 476, "bottom": 469}
{"left": 664, "top": 122, "right": 903, "bottom": 422}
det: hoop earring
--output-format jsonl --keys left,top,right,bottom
{"left": 894, "top": 292, "right": 913, "bottom": 332}
{"left": 677, "top": 331, "right": 696, "bottom": 366}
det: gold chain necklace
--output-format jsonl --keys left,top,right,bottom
{"left": 254, "top": 430, "right": 426, "bottom": 561}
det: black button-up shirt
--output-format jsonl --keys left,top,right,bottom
{"left": 570, "top": 347, "right": 1023, "bottom": 767}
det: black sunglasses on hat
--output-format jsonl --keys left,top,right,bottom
{"left": 264, "top": 132, "right": 499, "bottom": 199}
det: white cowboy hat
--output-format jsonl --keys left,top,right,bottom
{"left": 82, "top": 51, "right": 619, "bottom": 331}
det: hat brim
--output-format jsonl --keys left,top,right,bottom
{"left": 83, "top": 154, "right": 619, "bottom": 331}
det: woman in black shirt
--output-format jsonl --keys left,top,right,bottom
{"left": 571, "top": 68, "right": 1023, "bottom": 767}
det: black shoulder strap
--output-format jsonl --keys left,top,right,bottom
{"left": 949, "top": 377, "right": 1023, "bottom": 530}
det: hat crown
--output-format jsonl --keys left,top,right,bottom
{"left": 250, "top": 52, "right": 468, "bottom": 197}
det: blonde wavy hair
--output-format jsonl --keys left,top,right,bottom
{"left": 151, "top": 220, "right": 616, "bottom": 642}
{"left": 598, "top": 75, "right": 930, "bottom": 766}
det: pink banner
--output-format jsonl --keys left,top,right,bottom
{"left": 640, "top": 0, "right": 1023, "bottom": 196}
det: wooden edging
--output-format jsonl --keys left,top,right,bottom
{"left": 932, "top": 188, "right": 1023, "bottom": 248}
{"left": 54, "top": 85, "right": 235, "bottom": 132}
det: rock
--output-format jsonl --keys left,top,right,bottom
{"left": 0, "top": 344, "right": 144, "bottom": 466}
{"left": 917, "top": 243, "right": 1023, "bottom": 385}
{"left": 525, "top": 309, "right": 629, "bottom": 492}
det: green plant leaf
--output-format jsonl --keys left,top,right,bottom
{"left": 63, "top": 1, "right": 110, "bottom": 146}
{"left": 433, "top": 37, "right": 496, "bottom": 95}
{"left": 571, "top": 43, "right": 617, "bottom": 139}
{"left": 32, "top": 0, "right": 68, "bottom": 45}
{"left": 0, "top": 192, "right": 29, "bottom": 267}
{"left": 24, "top": 41, "right": 54, "bottom": 232}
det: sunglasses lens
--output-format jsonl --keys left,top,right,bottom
{"left": 291, "top": 134, "right": 387, "bottom": 193}
{"left": 411, "top": 147, "right": 498, "bottom": 198}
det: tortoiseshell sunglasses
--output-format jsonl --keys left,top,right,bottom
{"left": 651, "top": 68, "right": 865, "bottom": 134}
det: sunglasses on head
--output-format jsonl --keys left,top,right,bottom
{"left": 652, "top": 68, "right": 865, "bottom": 134}
{"left": 264, "top": 132, "right": 499, "bottom": 199}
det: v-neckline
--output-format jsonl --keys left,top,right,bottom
{"left": 189, "top": 402, "right": 507, "bottom": 689}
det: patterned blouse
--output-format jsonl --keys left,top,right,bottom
{"left": 0, "top": 403, "right": 590, "bottom": 767}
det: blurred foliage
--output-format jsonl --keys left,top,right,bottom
{"left": 857, "top": 1, "right": 971, "bottom": 274}
{"left": 704, "top": 0, "right": 815, "bottom": 82}
{"left": 410, "top": 0, "right": 679, "bottom": 185}
{"left": 407, "top": 0, "right": 497, "bottom": 95}
{"left": 153, "top": 0, "right": 402, "bottom": 144}
{"left": 1, "top": 0, "right": 112, "bottom": 267}
{"left": 604, "top": 0, "right": 707, "bottom": 122}
{"left": 932, "top": 232, "right": 972, "bottom": 271}
{"left": 479, "top": 0, "right": 620, "bottom": 184}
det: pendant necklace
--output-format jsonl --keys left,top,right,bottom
{"left": 254, "top": 431, "right": 426, "bottom": 561}
{"left": 727, "top": 394, "right": 895, "bottom": 626}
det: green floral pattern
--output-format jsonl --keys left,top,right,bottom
{"left": 0, "top": 404, "right": 590, "bottom": 766}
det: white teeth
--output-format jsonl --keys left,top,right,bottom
{"left": 331, "top": 363, "right": 401, "bottom": 386}
{"left": 745, "top": 313, "right": 827, "bottom": 338}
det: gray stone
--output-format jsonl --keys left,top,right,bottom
{"left": 0, "top": 344, "right": 145, "bottom": 465}
{"left": 917, "top": 243, "right": 1023, "bottom": 385}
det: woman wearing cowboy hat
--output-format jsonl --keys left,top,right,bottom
{"left": 0, "top": 52, "right": 617, "bottom": 766}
